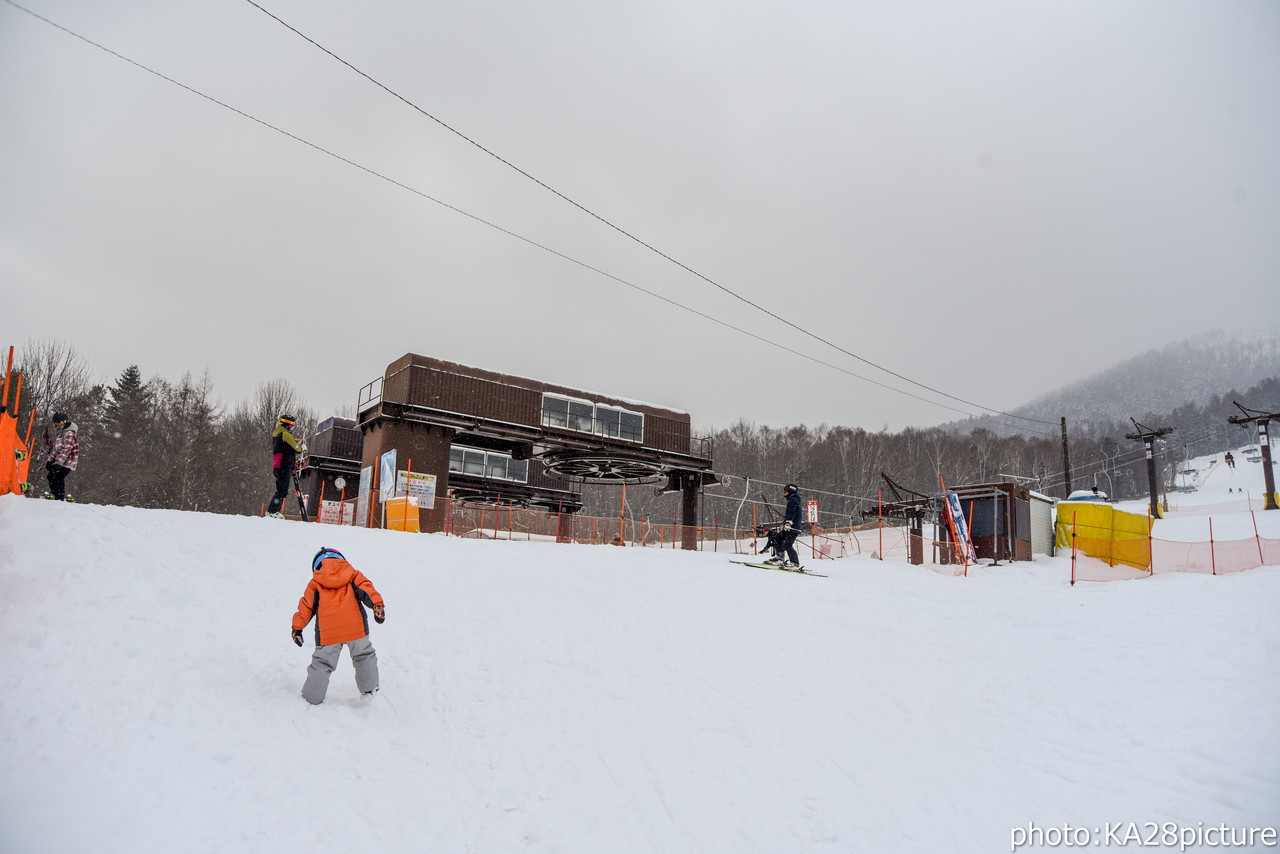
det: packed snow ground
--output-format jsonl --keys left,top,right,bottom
{"left": 2, "top": 453, "right": 1278, "bottom": 853}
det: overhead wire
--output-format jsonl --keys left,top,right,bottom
{"left": 3, "top": 0, "right": 1053, "bottom": 436}
{"left": 238, "top": 0, "right": 1058, "bottom": 428}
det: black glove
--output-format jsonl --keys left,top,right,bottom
{"left": 373, "top": 605, "right": 385, "bottom": 624}
{"left": 291, "top": 628, "right": 303, "bottom": 647}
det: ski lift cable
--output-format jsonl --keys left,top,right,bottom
{"left": 239, "top": 0, "right": 1059, "bottom": 428}
{"left": 4, "top": 0, "right": 1051, "bottom": 433}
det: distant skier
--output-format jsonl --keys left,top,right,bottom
{"left": 43, "top": 411, "right": 79, "bottom": 501}
{"left": 267, "top": 414, "right": 304, "bottom": 518}
{"left": 291, "top": 547, "right": 386, "bottom": 705}
{"left": 764, "top": 483, "right": 803, "bottom": 568}
{"left": 1225, "top": 452, "right": 1235, "bottom": 470}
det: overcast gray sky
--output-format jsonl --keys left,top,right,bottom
{"left": 3, "top": 0, "right": 1277, "bottom": 434}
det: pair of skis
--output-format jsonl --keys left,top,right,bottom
{"left": 729, "top": 559, "right": 827, "bottom": 578}
{"left": 290, "top": 453, "right": 309, "bottom": 522}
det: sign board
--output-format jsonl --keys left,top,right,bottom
{"left": 806, "top": 500, "right": 819, "bottom": 524}
{"left": 378, "top": 450, "right": 397, "bottom": 499}
{"left": 319, "top": 499, "right": 355, "bottom": 525}
{"left": 355, "top": 465, "right": 372, "bottom": 528}
{"left": 396, "top": 470, "right": 437, "bottom": 509}
{"left": 944, "top": 491, "right": 976, "bottom": 564}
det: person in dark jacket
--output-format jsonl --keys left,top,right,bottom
{"left": 267, "top": 415, "right": 304, "bottom": 517}
{"left": 44, "top": 412, "right": 79, "bottom": 501}
{"left": 292, "top": 547, "right": 386, "bottom": 704}
{"left": 765, "top": 483, "right": 803, "bottom": 567}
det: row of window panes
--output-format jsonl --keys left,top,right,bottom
{"left": 541, "top": 396, "right": 643, "bottom": 442}
{"left": 448, "top": 447, "right": 529, "bottom": 483}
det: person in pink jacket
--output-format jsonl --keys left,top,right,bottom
{"left": 44, "top": 412, "right": 79, "bottom": 501}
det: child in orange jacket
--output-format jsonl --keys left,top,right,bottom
{"left": 292, "top": 547, "right": 386, "bottom": 704}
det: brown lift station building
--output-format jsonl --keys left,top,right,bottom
{"left": 339, "top": 354, "right": 717, "bottom": 547}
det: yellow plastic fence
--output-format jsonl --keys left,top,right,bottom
{"left": 1055, "top": 502, "right": 1152, "bottom": 571}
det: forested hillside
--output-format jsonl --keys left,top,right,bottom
{"left": 7, "top": 334, "right": 1277, "bottom": 524}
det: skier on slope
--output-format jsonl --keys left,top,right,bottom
{"left": 267, "top": 414, "right": 304, "bottom": 518}
{"left": 43, "top": 411, "right": 79, "bottom": 501}
{"left": 292, "top": 547, "right": 386, "bottom": 704}
{"left": 764, "top": 483, "right": 803, "bottom": 568}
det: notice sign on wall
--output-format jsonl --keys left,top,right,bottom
{"left": 396, "top": 471, "right": 437, "bottom": 509}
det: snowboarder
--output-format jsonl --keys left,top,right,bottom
{"left": 764, "top": 483, "right": 803, "bottom": 568}
{"left": 291, "top": 547, "right": 386, "bottom": 705}
{"left": 267, "top": 414, "right": 304, "bottom": 517}
{"left": 43, "top": 411, "right": 79, "bottom": 501}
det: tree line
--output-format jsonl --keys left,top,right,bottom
{"left": 9, "top": 340, "right": 315, "bottom": 513}
{"left": 8, "top": 339, "right": 1274, "bottom": 524}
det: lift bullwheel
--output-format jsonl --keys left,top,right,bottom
{"left": 541, "top": 452, "right": 667, "bottom": 484}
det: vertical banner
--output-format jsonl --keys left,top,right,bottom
{"left": 379, "top": 450, "right": 397, "bottom": 500}
{"left": 355, "top": 465, "right": 373, "bottom": 528}
{"left": 805, "top": 499, "right": 819, "bottom": 526}
{"left": 945, "top": 491, "right": 976, "bottom": 564}
{"left": 396, "top": 470, "right": 438, "bottom": 509}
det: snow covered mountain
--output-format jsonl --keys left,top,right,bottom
{"left": 1016, "top": 328, "right": 1280, "bottom": 425}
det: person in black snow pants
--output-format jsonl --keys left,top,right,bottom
{"left": 267, "top": 415, "right": 304, "bottom": 518}
{"left": 44, "top": 412, "right": 79, "bottom": 501}
{"left": 765, "top": 483, "right": 803, "bottom": 567}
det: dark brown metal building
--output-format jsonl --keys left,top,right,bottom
{"left": 351, "top": 354, "right": 717, "bottom": 547}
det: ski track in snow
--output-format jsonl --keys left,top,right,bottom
{"left": 1, "top": 447, "right": 1278, "bottom": 853}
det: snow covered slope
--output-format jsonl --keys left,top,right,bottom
{"left": 1, "top": 491, "right": 1277, "bottom": 853}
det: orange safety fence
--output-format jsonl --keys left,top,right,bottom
{"left": 1162, "top": 495, "right": 1279, "bottom": 517}
{"left": 1068, "top": 519, "right": 1280, "bottom": 583}
{"left": 295, "top": 491, "right": 1280, "bottom": 582}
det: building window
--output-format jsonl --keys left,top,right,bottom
{"left": 449, "top": 446, "right": 528, "bottom": 483}
{"left": 541, "top": 396, "right": 568, "bottom": 429}
{"left": 620, "top": 411, "right": 643, "bottom": 443}
{"left": 542, "top": 394, "right": 644, "bottom": 443}
{"left": 569, "top": 401, "right": 594, "bottom": 433}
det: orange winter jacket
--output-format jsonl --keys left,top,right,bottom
{"left": 292, "top": 557, "right": 385, "bottom": 646}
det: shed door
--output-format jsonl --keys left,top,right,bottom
{"left": 1030, "top": 498, "right": 1054, "bottom": 556}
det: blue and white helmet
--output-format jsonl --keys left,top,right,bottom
{"left": 312, "top": 547, "right": 345, "bottom": 571}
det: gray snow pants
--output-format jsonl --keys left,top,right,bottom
{"left": 301, "top": 635, "right": 379, "bottom": 705}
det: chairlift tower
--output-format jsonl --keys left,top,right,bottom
{"left": 1124, "top": 419, "right": 1174, "bottom": 519}
{"left": 1227, "top": 403, "right": 1279, "bottom": 510}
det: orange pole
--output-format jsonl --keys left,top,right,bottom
{"left": 1, "top": 345, "right": 13, "bottom": 412}
{"left": 1252, "top": 511, "right": 1265, "bottom": 567}
{"left": 1070, "top": 511, "right": 1077, "bottom": 586}
{"left": 1147, "top": 508, "right": 1156, "bottom": 574}
{"left": 964, "top": 500, "right": 977, "bottom": 577}
{"left": 318, "top": 481, "right": 327, "bottom": 523}
{"left": 1209, "top": 517, "right": 1217, "bottom": 576}
{"left": 619, "top": 483, "right": 627, "bottom": 546}
{"left": 338, "top": 486, "right": 346, "bottom": 525}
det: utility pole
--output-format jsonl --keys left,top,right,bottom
{"left": 1125, "top": 419, "right": 1174, "bottom": 519}
{"left": 1227, "top": 402, "right": 1279, "bottom": 510}
{"left": 1060, "top": 417, "right": 1073, "bottom": 497}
